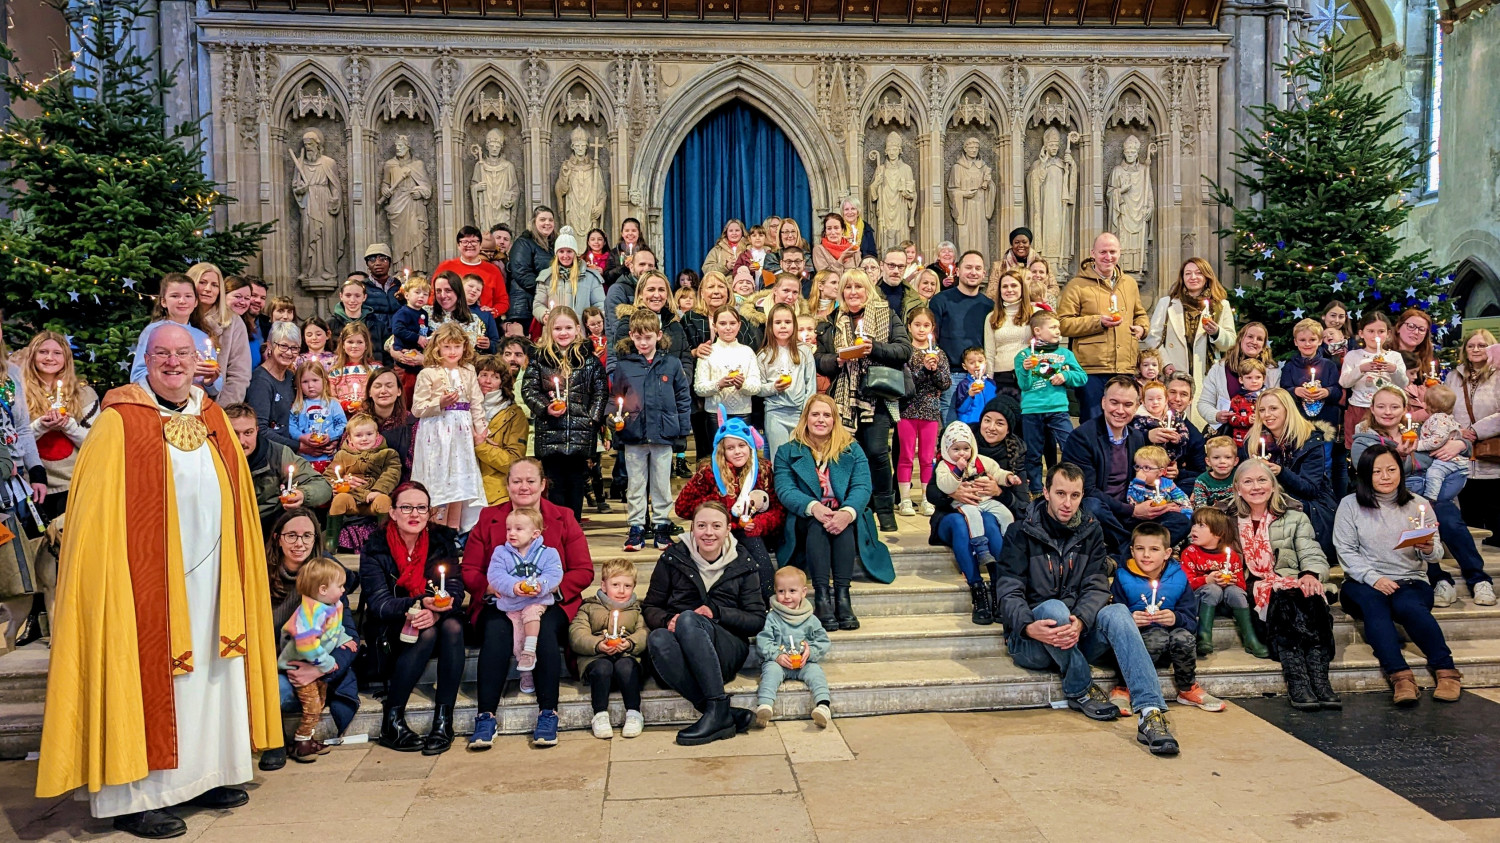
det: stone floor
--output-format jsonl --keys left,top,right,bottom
{"left": 4, "top": 700, "right": 1498, "bottom": 842}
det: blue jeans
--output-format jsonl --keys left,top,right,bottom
{"left": 1007, "top": 599, "right": 1167, "bottom": 711}
{"left": 940, "top": 379, "right": 960, "bottom": 429}
{"left": 1077, "top": 374, "right": 1118, "bottom": 425}
{"left": 1340, "top": 578, "right": 1455, "bottom": 673}
{"left": 1081, "top": 497, "right": 1192, "bottom": 561}
{"left": 936, "top": 511, "right": 1005, "bottom": 585}
{"left": 1406, "top": 473, "right": 1493, "bottom": 587}
{"left": 1022, "top": 411, "right": 1074, "bottom": 494}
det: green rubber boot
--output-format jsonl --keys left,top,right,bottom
{"left": 1232, "top": 607, "right": 1270, "bottom": 659}
{"left": 323, "top": 514, "right": 344, "bottom": 552}
{"left": 1196, "top": 599, "right": 1216, "bottom": 656}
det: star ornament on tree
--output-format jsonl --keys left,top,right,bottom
{"left": 1307, "top": 0, "right": 1359, "bottom": 40}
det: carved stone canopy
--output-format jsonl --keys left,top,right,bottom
{"left": 1030, "top": 90, "right": 1073, "bottom": 128}
{"left": 382, "top": 85, "right": 424, "bottom": 122}
{"left": 1110, "top": 90, "right": 1153, "bottom": 129}
{"left": 296, "top": 81, "right": 335, "bottom": 118}
{"left": 950, "top": 92, "right": 993, "bottom": 128}
{"left": 870, "top": 91, "right": 910, "bottom": 127}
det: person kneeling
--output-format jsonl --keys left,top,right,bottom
{"left": 995, "top": 463, "right": 1181, "bottom": 756}
{"left": 754, "top": 567, "right": 833, "bottom": 729}
{"left": 1110, "top": 524, "right": 1224, "bottom": 713}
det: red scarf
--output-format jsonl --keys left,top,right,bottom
{"left": 387, "top": 520, "right": 430, "bottom": 598}
{"left": 821, "top": 236, "right": 851, "bottom": 261}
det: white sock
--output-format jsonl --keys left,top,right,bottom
{"left": 1138, "top": 706, "right": 1161, "bottom": 724}
{"left": 524, "top": 635, "right": 537, "bottom": 653}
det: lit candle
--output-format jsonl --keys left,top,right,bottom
{"left": 1418, "top": 503, "right": 1427, "bottom": 528}
{"left": 1110, "top": 294, "right": 1119, "bottom": 312}
{"left": 1154, "top": 478, "right": 1162, "bottom": 501}
{"left": 616, "top": 395, "right": 625, "bottom": 418}
{"left": 1201, "top": 297, "right": 1210, "bottom": 315}
{"left": 1166, "top": 409, "right": 1174, "bottom": 427}
{"left": 1374, "top": 335, "right": 1382, "bottom": 356}
{"left": 552, "top": 375, "right": 562, "bottom": 399}
{"left": 1259, "top": 437, "right": 1269, "bottom": 460}
{"left": 334, "top": 465, "right": 343, "bottom": 482}
{"left": 856, "top": 317, "right": 865, "bottom": 337}
{"left": 285, "top": 463, "right": 295, "bottom": 493}
{"left": 1405, "top": 412, "right": 1413, "bottom": 431}
{"left": 611, "top": 609, "right": 619, "bottom": 639}
{"left": 438, "top": 565, "right": 446, "bottom": 594}
{"left": 1030, "top": 338, "right": 1037, "bottom": 356}
{"left": 1307, "top": 367, "right": 1316, "bottom": 386}
{"left": 1222, "top": 548, "right": 1231, "bottom": 575}
{"left": 1149, "top": 578, "right": 1160, "bottom": 611}
{"left": 1429, "top": 361, "right": 1438, "bottom": 380}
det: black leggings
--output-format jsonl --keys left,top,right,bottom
{"left": 476, "top": 603, "right": 566, "bottom": 712}
{"left": 584, "top": 655, "right": 643, "bottom": 712}
{"left": 793, "top": 515, "right": 855, "bottom": 591}
{"left": 541, "top": 453, "right": 591, "bottom": 521}
{"left": 692, "top": 410, "right": 714, "bottom": 461}
{"left": 386, "top": 615, "right": 464, "bottom": 710}
{"left": 853, "top": 411, "right": 894, "bottom": 514}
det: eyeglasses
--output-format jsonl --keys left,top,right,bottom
{"left": 282, "top": 532, "right": 316, "bottom": 543}
{"left": 458, "top": 238, "right": 482, "bottom": 246}
{"left": 271, "top": 342, "right": 300, "bottom": 353}
{"left": 396, "top": 504, "right": 430, "bottom": 515}
{"left": 884, "top": 261, "right": 907, "bottom": 269}
{"left": 149, "top": 350, "right": 197, "bottom": 362}
{"left": 1134, "top": 464, "right": 1164, "bottom": 472}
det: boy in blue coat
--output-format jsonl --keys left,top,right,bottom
{"left": 1109, "top": 523, "right": 1223, "bottom": 713}
{"left": 952, "top": 347, "right": 997, "bottom": 424}
{"left": 612, "top": 309, "right": 693, "bottom": 552}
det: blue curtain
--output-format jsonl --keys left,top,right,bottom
{"left": 662, "top": 101, "right": 812, "bottom": 280}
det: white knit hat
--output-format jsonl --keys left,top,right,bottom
{"left": 553, "top": 225, "right": 580, "bottom": 254}
{"left": 940, "top": 421, "right": 977, "bottom": 465}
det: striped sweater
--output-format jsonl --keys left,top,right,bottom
{"left": 277, "top": 595, "right": 354, "bottom": 672}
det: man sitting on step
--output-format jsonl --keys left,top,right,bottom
{"left": 994, "top": 462, "right": 1181, "bottom": 756}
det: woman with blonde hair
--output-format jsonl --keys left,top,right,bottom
{"left": 773, "top": 394, "right": 894, "bottom": 630}
{"left": 813, "top": 268, "right": 911, "bottom": 532}
{"left": 531, "top": 226, "right": 605, "bottom": 327}
{"left": 1147, "top": 257, "right": 1235, "bottom": 427}
{"left": 1244, "top": 387, "right": 1335, "bottom": 557}
{"left": 1024, "top": 257, "right": 1060, "bottom": 309}
{"left": 188, "top": 261, "right": 253, "bottom": 403}
{"left": 1449, "top": 329, "right": 1500, "bottom": 548}
{"left": 701, "top": 219, "right": 749, "bottom": 278}
{"left": 21, "top": 330, "right": 98, "bottom": 519}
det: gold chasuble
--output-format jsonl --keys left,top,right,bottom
{"left": 35, "top": 384, "right": 281, "bottom": 799}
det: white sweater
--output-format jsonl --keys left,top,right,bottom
{"left": 1339, "top": 348, "right": 1409, "bottom": 408}
{"left": 983, "top": 304, "right": 1032, "bottom": 374}
{"left": 694, "top": 339, "right": 762, "bottom": 416}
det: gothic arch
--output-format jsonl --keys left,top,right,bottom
{"left": 632, "top": 59, "right": 842, "bottom": 217}
{"left": 1103, "top": 72, "right": 1168, "bottom": 132}
{"left": 1021, "top": 71, "right": 1091, "bottom": 133}
{"left": 542, "top": 64, "right": 614, "bottom": 131}
{"left": 366, "top": 62, "right": 441, "bottom": 124}
{"left": 451, "top": 64, "right": 529, "bottom": 132}
{"left": 939, "top": 69, "right": 1010, "bottom": 135}
{"left": 858, "top": 69, "right": 928, "bottom": 131}
{"left": 272, "top": 60, "right": 348, "bottom": 122}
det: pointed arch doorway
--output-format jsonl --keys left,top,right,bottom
{"left": 661, "top": 100, "right": 813, "bottom": 278}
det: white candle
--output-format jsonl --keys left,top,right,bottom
{"left": 1111, "top": 294, "right": 1119, "bottom": 312}
{"left": 1223, "top": 548, "right": 1231, "bottom": 574}
{"left": 1030, "top": 338, "right": 1037, "bottom": 356}
{"left": 856, "top": 317, "right": 865, "bottom": 337}
{"left": 1419, "top": 504, "right": 1427, "bottom": 528}
{"left": 1201, "top": 298, "right": 1210, "bottom": 315}
{"left": 285, "top": 464, "right": 295, "bottom": 493}
{"left": 1430, "top": 361, "right": 1438, "bottom": 380}
{"left": 1307, "top": 367, "right": 1316, "bottom": 386}
{"left": 552, "top": 375, "right": 562, "bottom": 400}
{"left": 438, "top": 565, "right": 446, "bottom": 594}
{"left": 1149, "top": 578, "right": 1159, "bottom": 610}
{"left": 1154, "top": 478, "right": 1162, "bottom": 497}
{"left": 616, "top": 395, "right": 625, "bottom": 418}
{"left": 611, "top": 609, "right": 619, "bottom": 638}
{"left": 334, "top": 465, "right": 343, "bottom": 482}
{"left": 1259, "top": 438, "right": 1269, "bottom": 460}
{"left": 1166, "top": 409, "right": 1174, "bottom": 427}
{"left": 1405, "top": 413, "right": 1413, "bottom": 431}
{"left": 1375, "top": 336, "right": 1382, "bottom": 355}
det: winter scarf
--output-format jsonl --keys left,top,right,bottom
{"left": 685, "top": 530, "right": 739, "bottom": 591}
{"left": 1238, "top": 511, "right": 1303, "bottom": 618}
{"left": 770, "top": 596, "right": 815, "bottom": 627}
{"left": 821, "top": 236, "right": 853, "bottom": 262}
{"left": 387, "top": 521, "right": 431, "bottom": 598}
{"left": 596, "top": 589, "right": 639, "bottom": 613}
{"left": 832, "top": 306, "right": 889, "bottom": 430}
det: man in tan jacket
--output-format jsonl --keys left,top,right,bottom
{"left": 1057, "top": 233, "right": 1149, "bottom": 423}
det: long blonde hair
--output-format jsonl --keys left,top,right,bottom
{"left": 713, "top": 436, "right": 754, "bottom": 493}
{"left": 291, "top": 359, "right": 333, "bottom": 413}
{"left": 422, "top": 321, "right": 477, "bottom": 369}
{"left": 546, "top": 250, "right": 584, "bottom": 305}
{"left": 22, "top": 331, "right": 87, "bottom": 418}
{"left": 694, "top": 273, "right": 731, "bottom": 317}
{"left": 792, "top": 393, "right": 854, "bottom": 464}
{"left": 1224, "top": 322, "right": 1276, "bottom": 374}
{"left": 535, "top": 305, "right": 588, "bottom": 382}
{"left": 1230, "top": 458, "right": 1293, "bottom": 518}
{"left": 187, "top": 262, "right": 231, "bottom": 334}
{"left": 1244, "top": 388, "right": 1315, "bottom": 452}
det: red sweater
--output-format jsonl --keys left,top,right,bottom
{"left": 461, "top": 499, "right": 593, "bottom": 624}
{"left": 1180, "top": 544, "right": 1247, "bottom": 592}
{"left": 433, "top": 258, "right": 509, "bottom": 316}
{"left": 673, "top": 465, "right": 785, "bottom": 539}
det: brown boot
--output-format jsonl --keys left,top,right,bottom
{"left": 289, "top": 738, "right": 323, "bottom": 763}
{"left": 1433, "top": 669, "right": 1463, "bottom": 703}
{"left": 1390, "top": 669, "right": 1419, "bottom": 707}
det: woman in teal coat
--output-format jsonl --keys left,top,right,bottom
{"left": 774, "top": 394, "right": 895, "bottom": 633}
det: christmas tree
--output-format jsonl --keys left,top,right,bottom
{"left": 1212, "top": 30, "right": 1455, "bottom": 357}
{"left": 0, "top": 0, "right": 271, "bottom": 384}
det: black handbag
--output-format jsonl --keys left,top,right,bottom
{"left": 865, "top": 365, "right": 911, "bottom": 400}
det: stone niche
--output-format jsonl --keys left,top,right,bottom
{"left": 371, "top": 77, "right": 438, "bottom": 275}
{"left": 1023, "top": 85, "right": 1084, "bottom": 278}
{"left": 861, "top": 83, "right": 922, "bottom": 253}
{"left": 462, "top": 77, "right": 527, "bottom": 238}
{"left": 1101, "top": 86, "right": 1161, "bottom": 284}
{"left": 941, "top": 83, "right": 1005, "bottom": 259}
{"left": 283, "top": 77, "right": 349, "bottom": 292}
{"left": 548, "top": 79, "right": 612, "bottom": 238}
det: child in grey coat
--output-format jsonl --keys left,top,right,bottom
{"left": 754, "top": 566, "right": 833, "bottom": 728}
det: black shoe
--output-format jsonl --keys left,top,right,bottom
{"left": 1305, "top": 644, "right": 1342, "bottom": 710}
{"left": 422, "top": 704, "right": 455, "bottom": 755}
{"left": 834, "top": 585, "right": 860, "bottom": 631}
{"left": 595, "top": 498, "right": 613, "bottom": 514}
{"left": 14, "top": 610, "right": 43, "bottom": 647}
{"left": 257, "top": 747, "right": 287, "bottom": 771}
{"left": 184, "top": 786, "right": 249, "bottom": 809}
{"left": 731, "top": 707, "right": 754, "bottom": 733}
{"left": 814, "top": 587, "right": 838, "bottom": 632}
{"left": 1136, "top": 709, "right": 1180, "bottom": 756}
{"left": 653, "top": 522, "right": 674, "bottom": 550}
{"left": 676, "top": 696, "right": 736, "bottom": 746}
{"left": 1067, "top": 685, "right": 1121, "bottom": 721}
{"left": 673, "top": 456, "right": 692, "bottom": 479}
{"left": 378, "top": 703, "right": 424, "bottom": 751}
{"left": 876, "top": 512, "right": 898, "bottom": 533}
{"left": 969, "top": 582, "right": 994, "bottom": 625}
{"left": 112, "top": 809, "right": 187, "bottom": 839}
{"left": 1279, "top": 646, "right": 1322, "bottom": 711}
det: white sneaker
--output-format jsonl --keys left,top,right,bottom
{"left": 592, "top": 711, "right": 613, "bottom": 740}
{"left": 1474, "top": 582, "right": 1498, "bottom": 606}
{"left": 896, "top": 499, "right": 916, "bottom": 516}
{"left": 754, "top": 703, "right": 773, "bottom": 728}
{"left": 1434, "top": 580, "right": 1459, "bottom": 608}
{"left": 811, "top": 703, "right": 832, "bottom": 727}
{"left": 623, "top": 710, "right": 644, "bottom": 738}
{"left": 918, "top": 499, "right": 935, "bottom": 517}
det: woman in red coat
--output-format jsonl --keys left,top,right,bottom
{"left": 460, "top": 457, "right": 594, "bottom": 749}
{"left": 674, "top": 414, "right": 784, "bottom": 605}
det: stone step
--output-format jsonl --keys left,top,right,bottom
{"left": 7, "top": 637, "right": 1500, "bottom": 759}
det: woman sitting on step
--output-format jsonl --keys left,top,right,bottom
{"left": 1224, "top": 459, "right": 1338, "bottom": 712}
{"left": 773, "top": 394, "right": 895, "bottom": 633}
{"left": 460, "top": 457, "right": 595, "bottom": 750}
{"left": 360, "top": 482, "right": 466, "bottom": 756}
{"left": 1333, "top": 444, "right": 1461, "bottom": 707}
{"left": 643, "top": 501, "right": 766, "bottom": 747}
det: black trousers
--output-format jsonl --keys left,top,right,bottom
{"left": 691, "top": 410, "right": 715, "bottom": 461}
{"left": 792, "top": 514, "right": 855, "bottom": 591}
{"left": 476, "top": 603, "right": 567, "bottom": 712}
{"left": 853, "top": 410, "right": 894, "bottom": 515}
{"left": 647, "top": 611, "right": 748, "bottom": 710}
{"left": 584, "top": 655, "right": 643, "bottom": 712}
{"left": 541, "top": 452, "right": 591, "bottom": 521}
{"left": 735, "top": 530, "right": 775, "bottom": 606}
{"left": 386, "top": 615, "right": 465, "bottom": 710}
{"left": 1460, "top": 477, "right": 1500, "bottom": 534}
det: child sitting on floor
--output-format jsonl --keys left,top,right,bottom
{"left": 1110, "top": 523, "right": 1224, "bottom": 713}
{"left": 754, "top": 567, "right": 833, "bottom": 729}
{"left": 568, "top": 558, "right": 648, "bottom": 740}
{"left": 1125, "top": 445, "right": 1192, "bottom": 517}
{"left": 277, "top": 557, "right": 355, "bottom": 762}
{"left": 1191, "top": 436, "right": 1240, "bottom": 511}
{"left": 487, "top": 507, "right": 564, "bottom": 675}
{"left": 1180, "top": 507, "right": 1267, "bottom": 658}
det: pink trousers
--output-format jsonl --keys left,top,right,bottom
{"left": 896, "top": 418, "right": 940, "bottom": 486}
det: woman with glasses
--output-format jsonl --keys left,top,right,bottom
{"left": 246, "top": 321, "right": 305, "bottom": 451}
{"left": 359, "top": 481, "right": 465, "bottom": 755}
{"left": 258, "top": 508, "right": 360, "bottom": 770}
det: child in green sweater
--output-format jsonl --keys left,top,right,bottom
{"left": 1191, "top": 436, "right": 1240, "bottom": 511}
{"left": 1013, "top": 311, "right": 1087, "bottom": 495}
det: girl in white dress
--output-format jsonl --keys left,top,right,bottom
{"left": 411, "top": 322, "right": 487, "bottom": 531}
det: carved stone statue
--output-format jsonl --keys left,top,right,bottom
{"left": 1026, "top": 126, "right": 1078, "bottom": 272}
{"left": 868, "top": 131, "right": 916, "bottom": 251}
{"left": 470, "top": 128, "right": 519, "bottom": 234}
{"left": 289, "top": 128, "right": 345, "bottom": 288}
{"left": 554, "top": 126, "right": 607, "bottom": 234}
{"left": 379, "top": 134, "right": 433, "bottom": 274}
{"left": 946, "top": 136, "right": 994, "bottom": 257}
{"left": 1108, "top": 134, "right": 1154, "bottom": 274}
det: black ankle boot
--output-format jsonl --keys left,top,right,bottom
{"left": 379, "top": 703, "right": 423, "bottom": 751}
{"left": 969, "top": 581, "right": 994, "bottom": 625}
{"left": 421, "top": 704, "right": 455, "bottom": 755}
{"left": 676, "top": 696, "right": 736, "bottom": 746}
{"left": 673, "top": 455, "right": 691, "bottom": 479}
{"left": 835, "top": 586, "right": 860, "bottom": 630}
{"left": 814, "top": 586, "right": 838, "bottom": 632}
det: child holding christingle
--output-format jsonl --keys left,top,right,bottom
{"left": 753, "top": 567, "right": 833, "bottom": 729}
